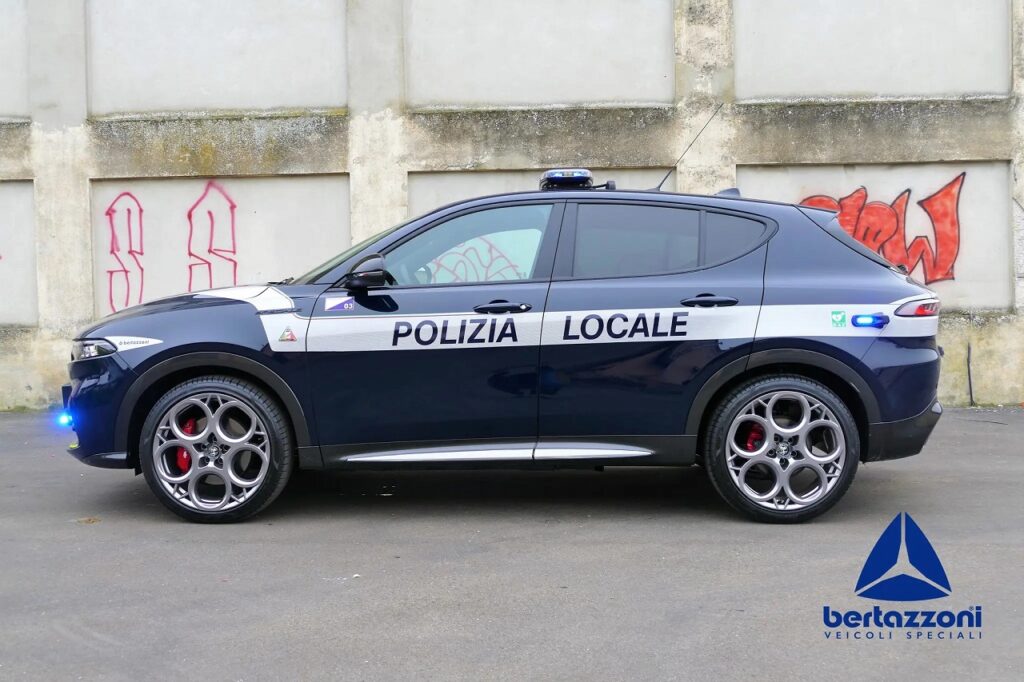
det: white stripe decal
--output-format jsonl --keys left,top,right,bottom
{"left": 541, "top": 306, "right": 759, "bottom": 346}
{"left": 308, "top": 312, "right": 544, "bottom": 352}
{"left": 197, "top": 285, "right": 310, "bottom": 352}
{"left": 201, "top": 286, "right": 938, "bottom": 354}
{"left": 755, "top": 303, "right": 939, "bottom": 339}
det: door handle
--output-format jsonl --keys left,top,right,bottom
{"left": 473, "top": 300, "right": 533, "bottom": 314}
{"left": 680, "top": 294, "right": 739, "bottom": 308}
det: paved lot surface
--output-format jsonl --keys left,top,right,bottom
{"left": 0, "top": 408, "right": 1022, "bottom": 680}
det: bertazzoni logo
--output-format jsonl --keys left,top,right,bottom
{"left": 822, "top": 513, "right": 982, "bottom": 641}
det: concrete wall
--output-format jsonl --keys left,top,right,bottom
{"left": 738, "top": 162, "right": 1014, "bottom": 310}
{"left": 90, "top": 176, "right": 350, "bottom": 314}
{"left": 405, "top": 0, "right": 676, "bottom": 109}
{"left": 0, "top": 0, "right": 29, "bottom": 117}
{"left": 408, "top": 169, "right": 671, "bottom": 217}
{"left": 0, "top": 181, "right": 37, "bottom": 325}
{"left": 734, "top": 0, "right": 1012, "bottom": 100}
{"left": 3, "top": 0, "right": 1024, "bottom": 409}
{"left": 87, "top": 0, "right": 348, "bottom": 114}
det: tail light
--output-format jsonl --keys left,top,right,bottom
{"left": 894, "top": 300, "right": 940, "bottom": 317}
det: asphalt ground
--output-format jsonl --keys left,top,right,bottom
{"left": 0, "top": 408, "right": 1021, "bottom": 680}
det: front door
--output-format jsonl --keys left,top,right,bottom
{"left": 307, "top": 202, "right": 562, "bottom": 464}
{"left": 537, "top": 201, "right": 769, "bottom": 462}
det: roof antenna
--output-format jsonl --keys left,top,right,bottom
{"left": 653, "top": 103, "right": 724, "bottom": 191}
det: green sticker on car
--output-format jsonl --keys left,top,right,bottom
{"left": 831, "top": 310, "right": 847, "bottom": 328}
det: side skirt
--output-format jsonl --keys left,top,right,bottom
{"left": 319, "top": 435, "right": 696, "bottom": 470}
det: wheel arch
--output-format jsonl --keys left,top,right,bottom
{"left": 686, "top": 349, "right": 880, "bottom": 459}
{"left": 116, "top": 352, "right": 313, "bottom": 470}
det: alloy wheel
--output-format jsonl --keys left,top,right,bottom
{"left": 152, "top": 392, "right": 271, "bottom": 512}
{"left": 725, "top": 390, "right": 847, "bottom": 511}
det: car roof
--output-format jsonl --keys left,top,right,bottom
{"left": 426, "top": 187, "right": 810, "bottom": 219}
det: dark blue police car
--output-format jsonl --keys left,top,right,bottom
{"left": 63, "top": 169, "right": 942, "bottom": 523}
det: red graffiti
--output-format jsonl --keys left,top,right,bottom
{"left": 430, "top": 237, "right": 521, "bottom": 283}
{"left": 187, "top": 180, "right": 239, "bottom": 291}
{"left": 105, "top": 192, "right": 145, "bottom": 313}
{"left": 800, "top": 173, "right": 964, "bottom": 284}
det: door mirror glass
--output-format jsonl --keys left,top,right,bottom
{"left": 341, "top": 253, "right": 392, "bottom": 290}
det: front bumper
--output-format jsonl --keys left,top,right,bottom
{"left": 67, "top": 442, "right": 131, "bottom": 469}
{"left": 62, "top": 353, "right": 137, "bottom": 468}
{"left": 864, "top": 398, "right": 942, "bottom": 462}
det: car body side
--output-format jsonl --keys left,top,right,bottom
{"left": 64, "top": 190, "right": 941, "bottom": 471}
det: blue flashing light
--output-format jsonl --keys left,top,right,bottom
{"left": 57, "top": 411, "right": 73, "bottom": 427}
{"left": 540, "top": 168, "right": 594, "bottom": 190}
{"left": 851, "top": 313, "right": 890, "bottom": 329}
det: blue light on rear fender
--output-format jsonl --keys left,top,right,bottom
{"left": 851, "top": 313, "right": 890, "bottom": 329}
{"left": 57, "top": 411, "right": 73, "bottom": 427}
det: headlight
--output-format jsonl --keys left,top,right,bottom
{"left": 72, "top": 339, "right": 117, "bottom": 361}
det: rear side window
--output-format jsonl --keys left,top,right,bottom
{"left": 571, "top": 204, "right": 768, "bottom": 279}
{"left": 574, "top": 205, "right": 700, "bottom": 278}
{"left": 818, "top": 217, "right": 898, "bottom": 270}
{"left": 705, "top": 213, "right": 767, "bottom": 264}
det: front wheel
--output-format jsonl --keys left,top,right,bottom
{"left": 139, "top": 376, "right": 295, "bottom": 523}
{"left": 703, "top": 375, "right": 859, "bottom": 523}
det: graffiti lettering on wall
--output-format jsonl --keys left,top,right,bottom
{"left": 800, "top": 173, "right": 964, "bottom": 284}
{"left": 187, "top": 181, "right": 238, "bottom": 293}
{"left": 104, "top": 180, "right": 240, "bottom": 313}
{"left": 105, "top": 192, "right": 145, "bottom": 313}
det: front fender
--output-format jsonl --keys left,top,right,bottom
{"left": 114, "top": 351, "right": 316, "bottom": 464}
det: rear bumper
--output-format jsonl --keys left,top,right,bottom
{"left": 864, "top": 398, "right": 942, "bottom": 462}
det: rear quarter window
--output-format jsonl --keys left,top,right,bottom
{"left": 705, "top": 212, "right": 767, "bottom": 264}
{"left": 818, "top": 216, "right": 899, "bottom": 270}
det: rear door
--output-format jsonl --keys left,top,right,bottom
{"left": 537, "top": 201, "right": 770, "bottom": 462}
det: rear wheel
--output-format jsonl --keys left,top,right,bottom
{"left": 703, "top": 375, "right": 859, "bottom": 523}
{"left": 139, "top": 376, "right": 295, "bottom": 523}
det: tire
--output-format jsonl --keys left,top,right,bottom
{"left": 703, "top": 375, "right": 859, "bottom": 523}
{"left": 139, "top": 375, "right": 295, "bottom": 523}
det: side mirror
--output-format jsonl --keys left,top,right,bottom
{"left": 341, "top": 254, "right": 392, "bottom": 290}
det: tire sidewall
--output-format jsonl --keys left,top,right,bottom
{"left": 139, "top": 377, "right": 293, "bottom": 523}
{"left": 705, "top": 376, "right": 860, "bottom": 523}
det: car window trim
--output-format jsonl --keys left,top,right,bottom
{"left": 552, "top": 199, "right": 777, "bottom": 282}
{"left": 328, "top": 200, "right": 565, "bottom": 292}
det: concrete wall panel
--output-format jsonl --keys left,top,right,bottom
{"left": 737, "top": 162, "right": 1013, "bottom": 310}
{"left": 0, "top": 0, "right": 30, "bottom": 117}
{"left": 408, "top": 168, "right": 672, "bottom": 217}
{"left": 86, "top": 0, "right": 347, "bottom": 114}
{"left": 0, "top": 181, "right": 37, "bottom": 325}
{"left": 90, "top": 176, "right": 349, "bottom": 315}
{"left": 405, "top": 0, "right": 675, "bottom": 109}
{"left": 734, "top": 0, "right": 1011, "bottom": 100}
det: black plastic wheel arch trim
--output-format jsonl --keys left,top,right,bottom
{"left": 114, "top": 352, "right": 314, "bottom": 458}
{"left": 684, "top": 348, "right": 882, "bottom": 435}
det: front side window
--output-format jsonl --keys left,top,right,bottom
{"left": 573, "top": 204, "right": 700, "bottom": 278}
{"left": 386, "top": 204, "right": 553, "bottom": 286}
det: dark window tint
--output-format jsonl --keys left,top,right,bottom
{"left": 818, "top": 217, "right": 897, "bottom": 270}
{"left": 574, "top": 205, "right": 700, "bottom": 278}
{"left": 705, "top": 212, "right": 767, "bottom": 264}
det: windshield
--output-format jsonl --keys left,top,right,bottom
{"left": 293, "top": 219, "right": 413, "bottom": 284}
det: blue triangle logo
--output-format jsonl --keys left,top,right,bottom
{"left": 855, "top": 513, "right": 951, "bottom": 601}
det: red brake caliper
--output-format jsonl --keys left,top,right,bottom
{"left": 176, "top": 418, "right": 196, "bottom": 473}
{"left": 745, "top": 423, "right": 765, "bottom": 452}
